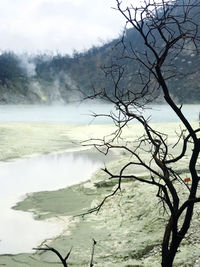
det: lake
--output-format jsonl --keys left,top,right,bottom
{"left": 0, "top": 103, "right": 199, "bottom": 123}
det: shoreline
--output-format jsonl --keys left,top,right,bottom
{"left": 0, "top": 121, "right": 200, "bottom": 266}
{"left": 0, "top": 147, "right": 108, "bottom": 255}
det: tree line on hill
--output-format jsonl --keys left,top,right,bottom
{"left": 0, "top": 4, "right": 199, "bottom": 104}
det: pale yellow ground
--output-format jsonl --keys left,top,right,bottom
{"left": 0, "top": 120, "right": 197, "bottom": 161}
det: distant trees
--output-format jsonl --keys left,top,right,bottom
{"left": 34, "top": 53, "right": 72, "bottom": 81}
{"left": 0, "top": 52, "right": 30, "bottom": 103}
{"left": 0, "top": 52, "right": 75, "bottom": 104}
{"left": 85, "top": 0, "right": 200, "bottom": 266}
{"left": 0, "top": 23, "right": 200, "bottom": 104}
{"left": 0, "top": 52, "right": 27, "bottom": 85}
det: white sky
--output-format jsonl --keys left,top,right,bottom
{"left": 0, "top": 0, "right": 143, "bottom": 55}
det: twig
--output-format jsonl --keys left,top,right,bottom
{"left": 90, "top": 239, "right": 97, "bottom": 267}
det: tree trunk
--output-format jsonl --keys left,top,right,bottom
{"left": 161, "top": 215, "right": 181, "bottom": 267}
{"left": 162, "top": 244, "right": 179, "bottom": 267}
{"left": 162, "top": 255, "right": 174, "bottom": 267}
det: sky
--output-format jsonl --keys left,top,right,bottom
{"left": 0, "top": 0, "right": 142, "bottom": 55}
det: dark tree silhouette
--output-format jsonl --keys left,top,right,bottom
{"left": 0, "top": 52, "right": 27, "bottom": 85}
{"left": 83, "top": 0, "right": 200, "bottom": 266}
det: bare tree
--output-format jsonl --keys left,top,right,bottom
{"left": 83, "top": 0, "right": 200, "bottom": 266}
{"left": 33, "top": 240, "right": 97, "bottom": 267}
{"left": 33, "top": 245, "right": 72, "bottom": 267}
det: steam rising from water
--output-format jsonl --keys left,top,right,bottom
{"left": 19, "top": 54, "right": 36, "bottom": 77}
{"left": 18, "top": 54, "right": 82, "bottom": 104}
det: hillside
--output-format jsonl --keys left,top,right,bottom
{"left": 0, "top": 0, "right": 199, "bottom": 104}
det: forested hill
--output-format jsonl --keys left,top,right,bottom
{"left": 0, "top": 2, "right": 200, "bottom": 104}
{"left": 0, "top": 44, "right": 117, "bottom": 104}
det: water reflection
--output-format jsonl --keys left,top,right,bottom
{"left": 0, "top": 152, "right": 102, "bottom": 254}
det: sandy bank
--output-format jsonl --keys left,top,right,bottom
{"left": 0, "top": 120, "right": 196, "bottom": 159}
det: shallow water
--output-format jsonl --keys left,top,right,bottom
{"left": 0, "top": 152, "right": 102, "bottom": 254}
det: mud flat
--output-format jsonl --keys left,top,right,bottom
{"left": 0, "top": 121, "right": 200, "bottom": 266}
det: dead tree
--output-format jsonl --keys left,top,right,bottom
{"left": 84, "top": 0, "right": 200, "bottom": 266}
{"left": 33, "top": 245, "right": 72, "bottom": 267}
{"left": 33, "top": 240, "right": 97, "bottom": 267}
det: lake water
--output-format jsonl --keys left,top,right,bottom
{"left": 0, "top": 103, "right": 199, "bottom": 123}
{"left": 0, "top": 152, "right": 102, "bottom": 254}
